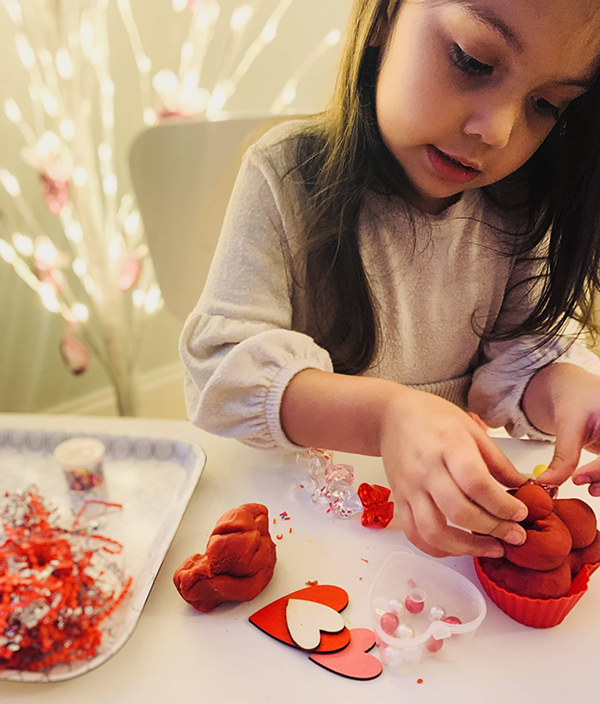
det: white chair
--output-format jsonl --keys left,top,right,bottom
{"left": 129, "top": 115, "right": 295, "bottom": 320}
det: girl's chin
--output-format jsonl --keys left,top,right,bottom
{"left": 410, "top": 183, "right": 468, "bottom": 213}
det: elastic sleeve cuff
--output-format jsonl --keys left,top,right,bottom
{"left": 265, "top": 358, "right": 331, "bottom": 452}
{"left": 469, "top": 337, "right": 564, "bottom": 441}
{"left": 191, "top": 327, "right": 333, "bottom": 451}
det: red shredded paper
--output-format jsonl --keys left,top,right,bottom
{"left": 0, "top": 487, "right": 132, "bottom": 672}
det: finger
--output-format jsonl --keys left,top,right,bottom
{"left": 572, "top": 456, "right": 600, "bottom": 487}
{"left": 429, "top": 474, "right": 526, "bottom": 545}
{"left": 589, "top": 482, "right": 600, "bottom": 497}
{"left": 445, "top": 438, "right": 528, "bottom": 522}
{"left": 471, "top": 425, "right": 524, "bottom": 488}
{"left": 410, "top": 493, "right": 506, "bottom": 558}
{"left": 395, "top": 499, "right": 450, "bottom": 558}
{"left": 538, "top": 422, "right": 585, "bottom": 485}
{"left": 468, "top": 412, "right": 489, "bottom": 432}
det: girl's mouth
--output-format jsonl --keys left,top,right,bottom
{"left": 426, "top": 145, "right": 482, "bottom": 184}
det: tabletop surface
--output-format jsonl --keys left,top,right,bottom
{"left": 0, "top": 413, "right": 598, "bottom": 704}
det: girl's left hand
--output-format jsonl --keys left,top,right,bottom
{"left": 529, "top": 364, "right": 600, "bottom": 495}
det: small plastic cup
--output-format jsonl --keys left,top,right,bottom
{"left": 54, "top": 437, "right": 107, "bottom": 502}
{"left": 369, "top": 548, "right": 487, "bottom": 675}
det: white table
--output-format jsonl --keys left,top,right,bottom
{"left": 0, "top": 413, "right": 598, "bottom": 704}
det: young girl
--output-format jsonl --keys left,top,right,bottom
{"left": 180, "top": 0, "right": 600, "bottom": 559}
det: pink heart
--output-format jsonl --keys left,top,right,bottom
{"left": 309, "top": 628, "right": 382, "bottom": 680}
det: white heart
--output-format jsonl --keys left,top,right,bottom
{"left": 285, "top": 598, "right": 345, "bottom": 651}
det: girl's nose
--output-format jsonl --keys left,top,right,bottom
{"left": 463, "top": 100, "right": 521, "bottom": 149}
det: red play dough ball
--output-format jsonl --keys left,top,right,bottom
{"left": 514, "top": 484, "right": 554, "bottom": 522}
{"left": 479, "top": 557, "right": 572, "bottom": 599}
{"left": 504, "top": 513, "right": 572, "bottom": 571}
{"left": 173, "top": 503, "right": 277, "bottom": 612}
{"left": 569, "top": 531, "right": 600, "bottom": 574}
{"left": 554, "top": 499, "right": 598, "bottom": 549}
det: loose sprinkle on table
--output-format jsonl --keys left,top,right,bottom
{"left": 417, "top": 679, "right": 424, "bottom": 684}
{"left": 306, "top": 580, "right": 319, "bottom": 587}
{"left": 361, "top": 558, "right": 369, "bottom": 563}
{"left": 276, "top": 534, "right": 283, "bottom": 540}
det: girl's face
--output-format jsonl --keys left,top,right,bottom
{"left": 376, "top": 0, "right": 600, "bottom": 213}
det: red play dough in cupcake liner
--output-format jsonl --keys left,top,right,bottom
{"left": 474, "top": 558, "right": 600, "bottom": 628}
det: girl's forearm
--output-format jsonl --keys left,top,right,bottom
{"left": 280, "top": 368, "right": 403, "bottom": 455}
{"left": 521, "top": 362, "right": 586, "bottom": 434}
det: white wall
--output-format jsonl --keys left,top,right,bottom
{"left": 0, "top": 0, "right": 352, "bottom": 414}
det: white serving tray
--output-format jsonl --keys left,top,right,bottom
{"left": 0, "top": 425, "right": 206, "bottom": 682}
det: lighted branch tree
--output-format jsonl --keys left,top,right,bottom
{"left": 0, "top": 0, "right": 341, "bottom": 415}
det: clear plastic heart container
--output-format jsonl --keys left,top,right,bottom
{"left": 369, "top": 548, "right": 487, "bottom": 675}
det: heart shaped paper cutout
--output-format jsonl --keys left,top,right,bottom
{"left": 309, "top": 628, "right": 382, "bottom": 680}
{"left": 249, "top": 585, "right": 351, "bottom": 653}
{"left": 286, "top": 598, "right": 345, "bottom": 651}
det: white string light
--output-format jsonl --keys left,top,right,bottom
{"left": 143, "top": 283, "right": 162, "bottom": 313}
{"left": 132, "top": 288, "right": 145, "bottom": 308}
{"left": 0, "top": 0, "right": 334, "bottom": 415}
{"left": 12, "top": 231, "right": 33, "bottom": 256}
{"left": 72, "top": 302, "right": 89, "bottom": 321}
{"left": 4, "top": 98, "right": 22, "bottom": 123}
{"left": 0, "top": 169, "right": 21, "bottom": 197}
{"left": 72, "top": 258, "right": 87, "bottom": 277}
{"left": 178, "top": 0, "right": 220, "bottom": 86}
{"left": 0, "top": 239, "right": 17, "bottom": 264}
{"left": 59, "top": 118, "right": 75, "bottom": 140}
{"left": 103, "top": 173, "right": 118, "bottom": 197}
{"left": 4, "top": 0, "right": 23, "bottom": 25}
{"left": 72, "top": 166, "right": 88, "bottom": 187}
{"left": 208, "top": 0, "right": 293, "bottom": 117}
{"left": 38, "top": 281, "right": 60, "bottom": 313}
{"left": 56, "top": 49, "right": 73, "bottom": 80}
{"left": 271, "top": 28, "right": 342, "bottom": 114}
{"left": 15, "top": 33, "right": 36, "bottom": 69}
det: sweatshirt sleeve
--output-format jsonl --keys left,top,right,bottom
{"left": 468, "top": 250, "right": 600, "bottom": 440}
{"left": 179, "top": 137, "right": 333, "bottom": 451}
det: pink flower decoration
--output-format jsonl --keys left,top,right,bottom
{"left": 60, "top": 336, "right": 90, "bottom": 375}
{"left": 41, "top": 174, "right": 69, "bottom": 215}
{"left": 118, "top": 257, "right": 141, "bottom": 292}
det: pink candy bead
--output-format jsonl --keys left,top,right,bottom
{"left": 380, "top": 612, "right": 400, "bottom": 635}
{"left": 443, "top": 616, "right": 462, "bottom": 625}
{"left": 405, "top": 588, "right": 426, "bottom": 614}
{"left": 426, "top": 635, "right": 444, "bottom": 653}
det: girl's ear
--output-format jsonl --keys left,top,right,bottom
{"left": 370, "top": 0, "right": 398, "bottom": 47}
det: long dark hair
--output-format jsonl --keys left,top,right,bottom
{"left": 284, "top": 0, "right": 600, "bottom": 374}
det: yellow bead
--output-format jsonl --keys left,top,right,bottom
{"left": 533, "top": 464, "right": 548, "bottom": 478}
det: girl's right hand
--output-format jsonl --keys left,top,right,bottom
{"left": 380, "top": 388, "right": 529, "bottom": 558}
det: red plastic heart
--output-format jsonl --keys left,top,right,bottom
{"left": 249, "top": 585, "right": 351, "bottom": 653}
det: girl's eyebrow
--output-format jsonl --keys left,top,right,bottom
{"left": 455, "top": 1, "right": 595, "bottom": 88}
{"left": 456, "top": 1, "right": 524, "bottom": 53}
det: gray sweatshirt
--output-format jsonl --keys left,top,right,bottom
{"left": 180, "top": 121, "right": 600, "bottom": 451}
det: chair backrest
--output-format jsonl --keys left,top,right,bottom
{"left": 129, "top": 115, "right": 294, "bottom": 320}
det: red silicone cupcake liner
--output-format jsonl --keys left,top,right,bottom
{"left": 474, "top": 558, "right": 600, "bottom": 629}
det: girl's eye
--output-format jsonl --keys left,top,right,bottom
{"left": 451, "top": 44, "right": 494, "bottom": 77}
{"left": 532, "top": 96, "right": 560, "bottom": 121}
